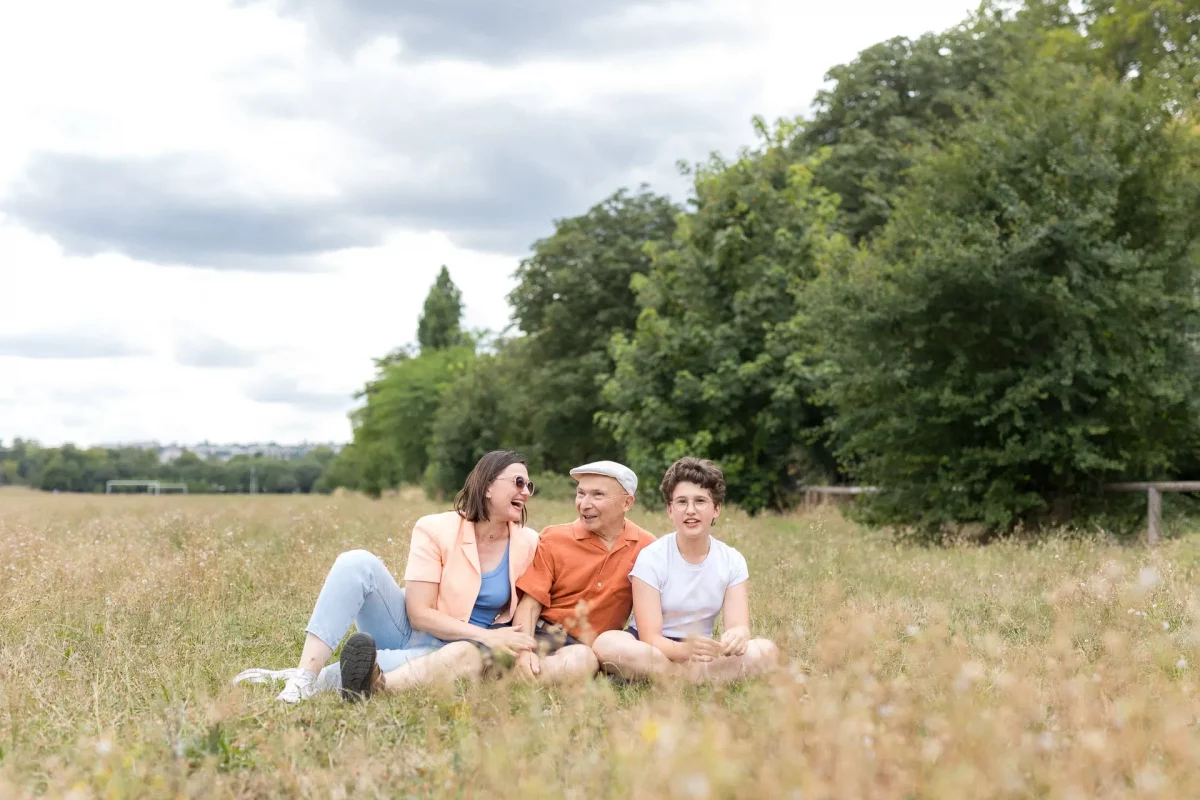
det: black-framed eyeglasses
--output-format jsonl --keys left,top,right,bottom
{"left": 502, "top": 475, "right": 536, "bottom": 496}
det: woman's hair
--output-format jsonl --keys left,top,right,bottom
{"left": 455, "top": 450, "right": 529, "bottom": 526}
{"left": 659, "top": 457, "right": 727, "bottom": 506}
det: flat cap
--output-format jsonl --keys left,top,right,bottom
{"left": 569, "top": 460, "right": 638, "bottom": 495}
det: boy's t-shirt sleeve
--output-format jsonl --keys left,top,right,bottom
{"left": 727, "top": 545, "right": 750, "bottom": 587}
{"left": 628, "top": 544, "right": 665, "bottom": 592}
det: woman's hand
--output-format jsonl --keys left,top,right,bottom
{"left": 482, "top": 624, "right": 536, "bottom": 657}
{"left": 685, "top": 635, "right": 723, "bottom": 663}
{"left": 720, "top": 627, "right": 750, "bottom": 657}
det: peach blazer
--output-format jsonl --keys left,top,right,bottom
{"left": 402, "top": 511, "right": 539, "bottom": 625}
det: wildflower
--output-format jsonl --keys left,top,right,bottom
{"left": 1177, "top": 659, "right": 1188, "bottom": 670}
{"left": 674, "top": 774, "right": 710, "bottom": 799}
{"left": 1135, "top": 766, "right": 1165, "bottom": 794}
{"left": 955, "top": 661, "right": 985, "bottom": 692}
{"left": 1138, "top": 566, "right": 1160, "bottom": 590}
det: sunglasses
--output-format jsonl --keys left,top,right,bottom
{"left": 501, "top": 475, "right": 536, "bottom": 496}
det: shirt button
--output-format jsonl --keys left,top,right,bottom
{"left": 597, "top": 582, "right": 602, "bottom": 587}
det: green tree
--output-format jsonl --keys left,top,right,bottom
{"left": 1080, "top": 0, "right": 1200, "bottom": 107}
{"left": 349, "top": 344, "right": 476, "bottom": 496}
{"left": 602, "top": 123, "right": 840, "bottom": 512}
{"left": 417, "top": 266, "right": 467, "bottom": 352}
{"left": 799, "top": 4, "right": 1059, "bottom": 244}
{"left": 802, "top": 66, "right": 1200, "bottom": 537}
{"left": 424, "top": 338, "right": 541, "bottom": 498}
{"left": 507, "top": 187, "right": 679, "bottom": 470}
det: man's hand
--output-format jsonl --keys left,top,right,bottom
{"left": 483, "top": 624, "right": 536, "bottom": 658}
{"left": 720, "top": 627, "right": 749, "bottom": 657}
{"left": 685, "top": 636, "right": 723, "bottom": 663}
{"left": 515, "top": 650, "right": 542, "bottom": 680}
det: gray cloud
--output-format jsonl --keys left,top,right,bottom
{"left": 245, "top": 375, "right": 352, "bottom": 412}
{"left": 260, "top": 0, "right": 733, "bottom": 64}
{"left": 2, "top": 1, "right": 754, "bottom": 268}
{"left": 3, "top": 98, "right": 724, "bottom": 263}
{"left": 0, "top": 331, "right": 147, "bottom": 360}
{"left": 0, "top": 154, "right": 358, "bottom": 270}
{"left": 173, "top": 332, "right": 260, "bottom": 368}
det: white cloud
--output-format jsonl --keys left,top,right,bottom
{"left": 0, "top": 0, "right": 981, "bottom": 447}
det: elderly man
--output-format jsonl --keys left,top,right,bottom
{"left": 511, "top": 460, "right": 656, "bottom": 681}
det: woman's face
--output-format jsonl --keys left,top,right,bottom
{"left": 666, "top": 480, "right": 721, "bottom": 541}
{"left": 486, "top": 462, "right": 533, "bottom": 524}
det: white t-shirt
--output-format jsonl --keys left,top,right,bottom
{"left": 628, "top": 533, "right": 749, "bottom": 639}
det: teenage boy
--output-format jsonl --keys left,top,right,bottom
{"left": 592, "top": 457, "right": 779, "bottom": 681}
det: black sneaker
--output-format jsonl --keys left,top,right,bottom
{"left": 339, "top": 632, "right": 383, "bottom": 702}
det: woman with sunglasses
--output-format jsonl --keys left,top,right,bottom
{"left": 233, "top": 450, "right": 540, "bottom": 702}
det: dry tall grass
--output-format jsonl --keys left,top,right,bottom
{"left": 3, "top": 486, "right": 1200, "bottom": 798}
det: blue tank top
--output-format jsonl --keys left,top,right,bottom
{"left": 468, "top": 542, "right": 511, "bottom": 628}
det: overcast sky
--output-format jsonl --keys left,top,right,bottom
{"left": 0, "top": 0, "right": 981, "bottom": 447}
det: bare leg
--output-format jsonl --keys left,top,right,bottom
{"left": 382, "top": 641, "right": 484, "bottom": 692}
{"left": 536, "top": 644, "right": 600, "bottom": 683}
{"left": 686, "top": 639, "right": 780, "bottom": 682}
{"left": 298, "top": 633, "right": 333, "bottom": 676}
{"left": 593, "top": 630, "right": 683, "bottom": 681}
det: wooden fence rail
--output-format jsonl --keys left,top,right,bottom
{"left": 803, "top": 482, "right": 1200, "bottom": 545}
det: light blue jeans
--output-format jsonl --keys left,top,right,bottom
{"left": 306, "top": 549, "right": 450, "bottom": 687}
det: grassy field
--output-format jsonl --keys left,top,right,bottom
{"left": 3, "top": 488, "right": 1200, "bottom": 798}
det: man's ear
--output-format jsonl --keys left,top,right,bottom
{"left": 624, "top": 494, "right": 636, "bottom": 513}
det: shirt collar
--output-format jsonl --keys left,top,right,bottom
{"left": 573, "top": 518, "right": 639, "bottom": 545}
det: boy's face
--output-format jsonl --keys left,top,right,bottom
{"left": 666, "top": 480, "right": 721, "bottom": 540}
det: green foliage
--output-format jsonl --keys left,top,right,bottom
{"left": 417, "top": 266, "right": 468, "bottom": 352}
{"left": 1080, "top": 0, "right": 1200, "bottom": 107}
{"left": 423, "top": 338, "right": 541, "bottom": 498}
{"left": 349, "top": 345, "right": 476, "bottom": 497}
{"left": 802, "top": 65, "right": 1200, "bottom": 537}
{"left": 507, "top": 187, "right": 679, "bottom": 471}
{"left": 602, "top": 123, "right": 840, "bottom": 513}
{"left": 799, "top": 5, "right": 1037, "bottom": 243}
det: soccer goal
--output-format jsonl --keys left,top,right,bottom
{"left": 105, "top": 480, "right": 189, "bottom": 495}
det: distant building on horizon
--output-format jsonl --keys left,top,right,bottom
{"left": 95, "top": 440, "right": 346, "bottom": 463}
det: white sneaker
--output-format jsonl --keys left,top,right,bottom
{"left": 232, "top": 666, "right": 338, "bottom": 703}
{"left": 232, "top": 667, "right": 300, "bottom": 685}
{"left": 276, "top": 670, "right": 319, "bottom": 704}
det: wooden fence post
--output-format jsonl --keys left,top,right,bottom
{"left": 1147, "top": 487, "right": 1162, "bottom": 545}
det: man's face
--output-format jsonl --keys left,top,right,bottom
{"left": 575, "top": 474, "right": 633, "bottom": 532}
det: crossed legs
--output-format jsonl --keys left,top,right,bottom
{"left": 592, "top": 630, "right": 779, "bottom": 682}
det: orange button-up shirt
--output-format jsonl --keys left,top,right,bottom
{"left": 516, "top": 519, "right": 656, "bottom": 643}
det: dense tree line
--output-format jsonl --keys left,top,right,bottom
{"left": 0, "top": 438, "right": 339, "bottom": 495}
{"left": 325, "top": 0, "right": 1200, "bottom": 539}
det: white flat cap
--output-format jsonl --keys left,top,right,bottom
{"left": 569, "top": 460, "right": 638, "bottom": 495}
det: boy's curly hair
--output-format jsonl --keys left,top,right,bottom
{"left": 659, "top": 457, "right": 726, "bottom": 506}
